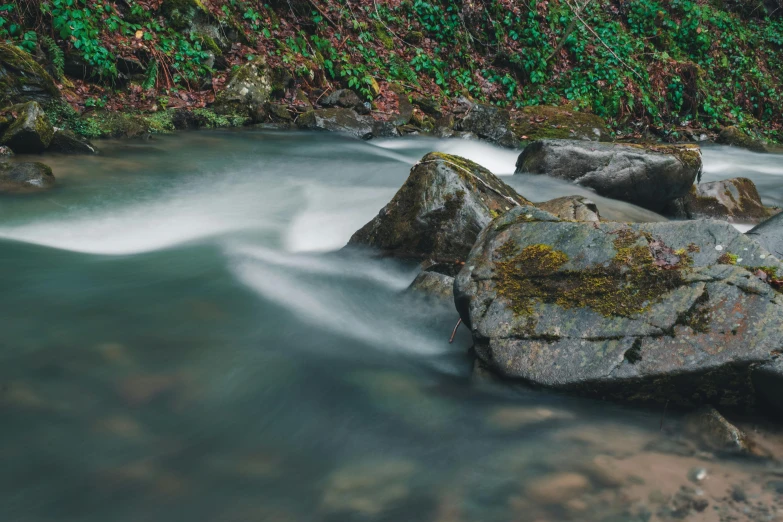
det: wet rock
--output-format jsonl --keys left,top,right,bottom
{"left": 371, "top": 119, "right": 400, "bottom": 138}
{"left": 0, "top": 145, "right": 12, "bottom": 158}
{"left": 390, "top": 84, "right": 414, "bottom": 125}
{"left": 516, "top": 140, "right": 702, "bottom": 210}
{"left": 348, "top": 152, "right": 530, "bottom": 270}
{"left": 0, "top": 43, "right": 60, "bottom": 106}
{"left": 746, "top": 211, "right": 783, "bottom": 258}
{"left": 48, "top": 129, "right": 97, "bottom": 154}
{"left": 526, "top": 472, "right": 591, "bottom": 504}
{"left": 0, "top": 161, "right": 55, "bottom": 192}
{"left": 265, "top": 103, "right": 293, "bottom": 121}
{"left": 516, "top": 140, "right": 702, "bottom": 212}
{"left": 684, "top": 407, "right": 751, "bottom": 454}
{"left": 716, "top": 126, "right": 769, "bottom": 153}
{"left": 296, "top": 108, "right": 374, "bottom": 139}
{"left": 1, "top": 101, "right": 55, "bottom": 153}
{"left": 213, "top": 56, "right": 272, "bottom": 119}
{"left": 321, "top": 459, "right": 416, "bottom": 517}
{"left": 510, "top": 105, "right": 609, "bottom": 141}
{"left": 321, "top": 89, "right": 369, "bottom": 115}
{"left": 455, "top": 101, "right": 518, "bottom": 148}
{"left": 536, "top": 195, "right": 601, "bottom": 222}
{"left": 666, "top": 177, "right": 769, "bottom": 223}
{"left": 406, "top": 271, "right": 454, "bottom": 301}
{"left": 454, "top": 206, "right": 783, "bottom": 411}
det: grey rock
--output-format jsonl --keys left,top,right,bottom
{"left": 48, "top": 129, "right": 96, "bottom": 154}
{"left": 406, "top": 271, "right": 455, "bottom": 301}
{"left": 455, "top": 102, "right": 519, "bottom": 148}
{"left": 1, "top": 101, "right": 54, "bottom": 153}
{"left": 746, "top": 211, "right": 783, "bottom": 259}
{"left": 667, "top": 177, "right": 769, "bottom": 223}
{"left": 348, "top": 153, "right": 531, "bottom": 270}
{"left": 213, "top": 57, "right": 272, "bottom": 118}
{"left": 321, "top": 89, "right": 370, "bottom": 115}
{"left": 296, "top": 108, "right": 374, "bottom": 139}
{"left": 455, "top": 206, "right": 783, "bottom": 411}
{"left": 516, "top": 140, "right": 702, "bottom": 211}
{"left": 0, "top": 162, "right": 55, "bottom": 192}
{"left": 0, "top": 145, "right": 12, "bottom": 157}
{"left": 536, "top": 195, "right": 600, "bottom": 222}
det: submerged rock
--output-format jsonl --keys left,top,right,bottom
{"left": 296, "top": 108, "right": 374, "bottom": 139}
{"left": 516, "top": 140, "right": 701, "bottom": 211}
{"left": 0, "top": 162, "right": 55, "bottom": 192}
{"left": 536, "top": 195, "right": 600, "bottom": 222}
{"left": 406, "top": 270, "right": 455, "bottom": 301}
{"left": 746, "top": 211, "right": 783, "bottom": 259}
{"left": 684, "top": 407, "right": 751, "bottom": 454}
{"left": 348, "top": 152, "right": 530, "bottom": 271}
{"left": 48, "top": 129, "right": 97, "bottom": 154}
{"left": 0, "top": 43, "right": 60, "bottom": 107}
{"left": 510, "top": 105, "right": 609, "bottom": 142}
{"left": 666, "top": 177, "right": 769, "bottom": 224}
{"left": 455, "top": 206, "right": 783, "bottom": 411}
{"left": 1, "top": 101, "right": 55, "bottom": 153}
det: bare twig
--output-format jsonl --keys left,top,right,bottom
{"left": 660, "top": 399, "right": 670, "bottom": 431}
{"left": 449, "top": 318, "right": 462, "bottom": 343}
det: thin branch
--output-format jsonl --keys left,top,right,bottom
{"left": 449, "top": 318, "right": 462, "bottom": 343}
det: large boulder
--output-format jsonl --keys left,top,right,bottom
{"left": 510, "top": 105, "right": 609, "bottom": 142}
{"left": 348, "top": 152, "right": 530, "bottom": 271}
{"left": 715, "top": 126, "right": 768, "bottom": 153}
{"left": 666, "top": 178, "right": 769, "bottom": 224}
{"left": 455, "top": 206, "right": 783, "bottom": 411}
{"left": 0, "top": 43, "right": 60, "bottom": 107}
{"left": 516, "top": 140, "right": 701, "bottom": 212}
{"left": 0, "top": 162, "right": 55, "bottom": 192}
{"left": 1, "top": 102, "right": 55, "bottom": 153}
{"left": 455, "top": 102, "right": 518, "bottom": 148}
{"left": 296, "top": 108, "right": 377, "bottom": 139}
{"left": 746, "top": 212, "right": 783, "bottom": 258}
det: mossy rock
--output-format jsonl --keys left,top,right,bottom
{"left": 456, "top": 206, "right": 783, "bottom": 412}
{"left": 0, "top": 43, "right": 60, "bottom": 107}
{"left": 213, "top": 57, "right": 273, "bottom": 118}
{"left": 159, "top": 0, "right": 209, "bottom": 30}
{"left": 510, "top": 105, "right": 609, "bottom": 142}
{"left": 48, "top": 129, "right": 97, "bottom": 154}
{"left": 716, "top": 126, "right": 769, "bottom": 153}
{"left": 1, "top": 101, "right": 55, "bottom": 153}
{"left": 347, "top": 152, "right": 531, "bottom": 271}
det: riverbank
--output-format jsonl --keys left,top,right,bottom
{"left": 1, "top": 0, "right": 783, "bottom": 149}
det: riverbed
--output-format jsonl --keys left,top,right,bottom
{"left": 1, "top": 130, "right": 782, "bottom": 521}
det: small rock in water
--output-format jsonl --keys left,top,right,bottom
{"left": 526, "top": 472, "right": 591, "bottom": 505}
{"left": 406, "top": 270, "right": 454, "bottom": 302}
{"left": 321, "top": 459, "right": 416, "bottom": 517}
{"left": 731, "top": 485, "right": 747, "bottom": 503}
{"left": 684, "top": 406, "right": 752, "bottom": 454}
{"left": 688, "top": 467, "right": 708, "bottom": 483}
{"left": 486, "top": 406, "right": 574, "bottom": 431}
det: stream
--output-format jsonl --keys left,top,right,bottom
{"left": 1, "top": 130, "right": 782, "bottom": 522}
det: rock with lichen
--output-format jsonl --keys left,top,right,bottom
{"left": 321, "top": 89, "right": 370, "bottom": 115}
{"left": 0, "top": 43, "right": 60, "bottom": 107}
{"left": 516, "top": 140, "right": 702, "bottom": 212}
{"left": 0, "top": 161, "right": 55, "bottom": 192}
{"left": 666, "top": 178, "right": 769, "bottom": 224}
{"left": 684, "top": 407, "right": 752, "bottom": 455}
{"left": 213, "top": 57, "right": 273, "bottom": 120}
{"left": 510, "top": 105, "right": 609, "bottom": 142}
{"left": 536, "top": 195, "right": 601, "bottom": 222}
{"left": 747, "top": 211, "right": 783, "bottom": 259}
{"left": 296, "top": 108, "right": 375, "bottom": 139}
{"left": 454, "top": 101, "right": 519, "bottom": 148}
{"left": 1, "top": 101, "right": 55, "bottom": 153}
{"left": 348, "top": 152, "right": 531, "bottom": 272}
{"left": 455, "top": 206, "right": 783, "bottom": 411}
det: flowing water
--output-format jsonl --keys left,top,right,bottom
{"left": 1, "top": 131, "right": 782, "bottom": 522}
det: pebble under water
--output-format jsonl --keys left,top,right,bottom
{"left": 1, "top": 130, "right": 782, "bottom": 522}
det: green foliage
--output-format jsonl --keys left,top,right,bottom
{"left": 41, "top": 35, "right": 65, "bottom": 80}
